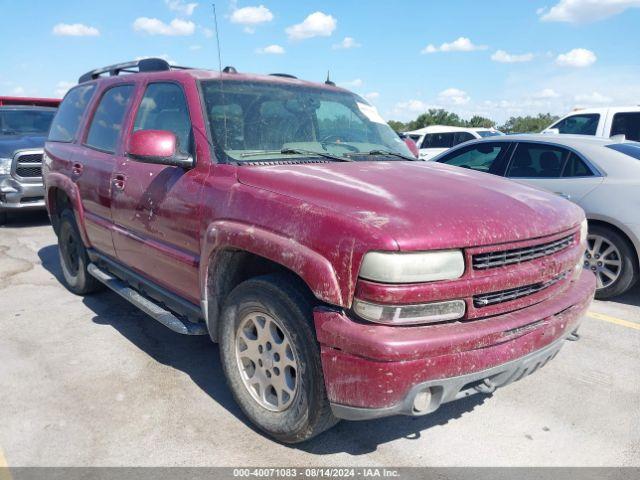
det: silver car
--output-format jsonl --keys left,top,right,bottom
{"left": 432, "top": 134, "right": 640, "bottom": 299}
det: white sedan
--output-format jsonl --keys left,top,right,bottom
{"left": 432, "top": 134, "right": 640, "bottom": 299}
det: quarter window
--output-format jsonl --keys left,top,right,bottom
{"left": 85, "top": 85, "right": 134, "bottom": 153}
{"left": 562, "top": 153, "right": 594, "bottom": 177}
{"left": 610, "top": 112, "right": 640, "bottom": 141}
{"left": 552, "top": 114, "right": 600, "bottom": 135}
{"left": 133, "top": 83, "right": 192, "bottom": 154}
{"left": 507, "top": 143, "right": 570, "bottom": 178}
{"left": 48, "top": 84, "right": 96, "bottom": 142}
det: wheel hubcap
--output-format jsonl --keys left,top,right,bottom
{"left": 235, "top": 312, "right": 299, "bottom": 412}
{"left": 61, "top": 228, "right": 80, "bottom": 276}
{"left": 585, "top": 234, "right": 622, "bottom": 290}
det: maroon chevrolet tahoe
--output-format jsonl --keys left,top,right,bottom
{"left": 43, "top": 59, "right": 596, "bottom": 443}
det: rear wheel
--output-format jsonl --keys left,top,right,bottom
{"left": 58, "top": 209, "right": 102, "bottom": 295}
{"left": 218, "top": 274, "right": 338, "bottom": 443}
{"left": 585, "top": 224, "right": 638, "bottom": 299}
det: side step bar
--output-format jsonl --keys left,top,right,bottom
{"left": 87, "top": 263, "right": 208, "bottom": 336}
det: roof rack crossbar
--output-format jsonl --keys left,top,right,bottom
{"left": 78, "top": 58, "right": 193, "bottom": 83}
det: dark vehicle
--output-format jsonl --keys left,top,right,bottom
{"left": 0, "top": 96, "right": 60, "bottom": 225}
{"left": 44, "top": 59, "right": 594, "bottom": 443}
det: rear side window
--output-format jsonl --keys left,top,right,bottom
{"left": 422, "top": 132, "right": 455, "bottom": 149}
{"left": 507, "top": 143, "right": 571, "bottom": 178}
{"left": 552, "top": 114, "right": 600, "bottom": 135}
{"left": 610, "top": 112, "right": 640, "bottom": 141}
{"left": 48, "top": 84, "right": 96, "bottom": 142}
{"left": 562, "top": 153, "right": 594, "bottom": 177}
{"left": 133, "top": 83, "right": 192, "bottom": 155}
{"left": 85, "top": 85, "right": 134, "bottom": 153}
{"left": 438, "top": 142, "right": 508, "bottom": 174}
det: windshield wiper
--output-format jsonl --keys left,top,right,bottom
{"left": 346, "top": 149, "right": 417, "bottom": 161}
{"left": 240, "top": 148, "right": 352, "bottom": 162}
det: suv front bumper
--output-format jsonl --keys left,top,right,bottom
{"left": 0, "top": 175, "right": 45, "bottom": 211}
{"left": 314, "top": 270, "right": 596, "bottom": 420}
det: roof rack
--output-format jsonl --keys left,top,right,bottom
{"left": 78, "top": 58, "right": 193, "bottom": 84}
{"left": 269, "top": 73, "right": 297, "bottom": 79}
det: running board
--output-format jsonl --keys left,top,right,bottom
{"left": 87, "top": 263, "right": 208, "bottom": 336}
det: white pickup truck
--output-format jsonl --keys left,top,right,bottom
{"left": 543, "top": 106, "right": 640, "bottom": 141}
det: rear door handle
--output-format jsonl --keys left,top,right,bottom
{"left": 72, "top": 162, "right": 83, "bottom": 176}
{"left": 112, "top": 173, "right": 126, "bottom": 191}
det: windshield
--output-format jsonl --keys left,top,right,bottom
{"left": 200, "top": 80, "right": 413, "bottom": 162}
{"left": 477, "top": 130, "right": 504, "bottom": 138}
{"left": 0, "top": 109, "right": 55, "bottom": 135}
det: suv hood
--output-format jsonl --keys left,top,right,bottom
{"left": 237, "top": 161, "right": 583, "bottom": 251}
{"left": 0, "top": 134, "right": 46, "bottom": 158}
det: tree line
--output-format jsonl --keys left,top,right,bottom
{"left": 387, "top": 109, "right": 560, "bottom": 134}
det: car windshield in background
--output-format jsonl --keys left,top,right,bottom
{"left": 200, "top": 80, "right": 413, "bottom": 162}
{"left": 606, "top": 142, "right": 640, "bottom": 160}
{"left": 0, "top": 109, "right": 55, "bottom": 135}
{"left": 477, "top": 131, "right": 503, "bottom": 138}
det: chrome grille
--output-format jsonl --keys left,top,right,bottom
{"left": 473, "top": 235, "right": 574, "bottom": 270}
{"left": 473, "top": 273, "right": 567, "bottom": 308}
{"left": 13, "top": 151, "right": 43, "bottom": 180}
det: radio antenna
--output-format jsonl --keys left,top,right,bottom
{"left": 212, "top": 3, "right": 228, "bottom": 149}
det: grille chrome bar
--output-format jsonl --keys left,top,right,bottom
{"left": 473, "top": 235, "right": 574, "bottom": 270}
{"left": 473, "top": 273, "right": 567, "bottom": 308}
{"left": 12, "top": 150, "right": 44, "bottom": 181}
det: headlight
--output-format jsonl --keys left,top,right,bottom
{"left": 359, "top": 250, "right": 465, "bottom": 283}
{"left": 579, "top": 218, "right": 588, "bottom": 246}
{"left": 0, "top": 157, "right": 12, "bottom": 176}
{"left": 353, "top": 298, "right": 466, "bottom": 325}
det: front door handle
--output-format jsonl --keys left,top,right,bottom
{"left": 556, "top": 192, "right": 571, "bottom": 200}
{"left": 112, "top": 174, "right": 126, "bottom": 191}
{"left": 72, "top": 162, "right": 83, "bottom": 176}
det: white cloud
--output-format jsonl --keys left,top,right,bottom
{"left": 534, "top": 88, "right": 561, "bottom": 98}
{"left": 286, "top": 12, "right": 336, "bottom": 40}
{"left": 574, "top": 91, "right": 613, "bottom": 104}
{"left": 52, "top": 23, "right": 100, "bottom": 37}
{"left": 230, "top": 5, "right": 273, "bottom": 33}
{"left": 165, "top": 0, "right": 198, "bottom": 16}
{"left": 332, "top": 36, "right": 361, "bottom": 50}
{"left": 54, "top": 81, "right": 74, "bottom": 97}
{"left": 438, "top": 88, "right": 470, "bottom": 105}
{"left": 255, "top": 44, "right": 285, "bottom": 55}
{"left": 341, "top": 78, "right": 363, "bottom": 89}
{"left": 393, "top": 100, "right": 429, "bottom": 117}
{"left": 556, "top": 48, "right": 597, "bottom": 67}
{"left": 364, "top": 92, "right": 380, "bottom": 101}
{"left": 133, "top": 17, "right": 195, "bottom": 36}
{"left": 491, "top": 50, "right": 534, "bottom": 63}
{"left": 540, "top": 0, "right": 640, "bottom": 23}
{"left": 421, "top": 37, "right": 487, "bottom": 54}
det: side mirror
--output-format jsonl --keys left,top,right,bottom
{"left": 127, "top": 130, "right": 194, "bottom": 168}
{"left": 542, "top": 128, "right": 560, "bottom": 135}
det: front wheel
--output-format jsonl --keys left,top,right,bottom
{"left": 218, "top": 274, "right": 338, "bottom": 443}
{"left": 585, "top": 225, "right": 638, "bottom": 299}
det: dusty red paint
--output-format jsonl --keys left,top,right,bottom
{"left": 0, "top": 96, "right": 60, "bottom": 107}
{"left": 44, "top": 69, "right": 596, "bottom": 412}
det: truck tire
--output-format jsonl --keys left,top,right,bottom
{"left": 587, "top": 224, "right": 638, "bottom": 299}
{"left": 57, "top": 209, "right": 102, "bottom": 295}
{"left": 218, "top": 273, "right": 338, "bottom": 443}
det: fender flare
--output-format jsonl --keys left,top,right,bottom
{"left": 45, "top": 172, "right": 92, "bottom": 247}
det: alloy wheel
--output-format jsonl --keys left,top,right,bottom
{"left": 585, "top": 233, "right": 622, "bottom": 290}
{"left": 235, "top": 311, "right": 299, "bottom": 412}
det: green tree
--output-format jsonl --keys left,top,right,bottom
{"left": 466, "top": 115, "right": 496, "bottom": 128}
{"left": 499, "top": 113, "right": 559, "bottom": 134}
{"left": 409, "top": 109, "right": 466, "bottom": 130}
{"left": 387, "top": 120, "right": 407, "bottom": 132}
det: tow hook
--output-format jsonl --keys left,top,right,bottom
{"left": 476, "top": 378, "right": 497, "bottom": 394}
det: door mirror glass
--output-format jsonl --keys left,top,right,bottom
{"left": 127, "top": 129, "right": 193, "bottom": 168}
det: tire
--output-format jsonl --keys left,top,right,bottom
{"left": 218, "top": 273, "right": 338, "bottom": 443}
{"left": 0, "top": 210, "right": 7, "bottom": 226}
{"left": 57, "top": 209, "right": 102, "bottom": 295}
{"left": 586, "top": 224, "right": 638, "bottom": 299}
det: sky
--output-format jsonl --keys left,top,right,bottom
{"left": 1, "top": 0, "right": 640, "bottom": 124}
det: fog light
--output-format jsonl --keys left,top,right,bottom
{"left": 353, "top": 298, "right": 466, "bottom": 325}
{"left": 413, "top": 388, "right": 432, "bottom": 413}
